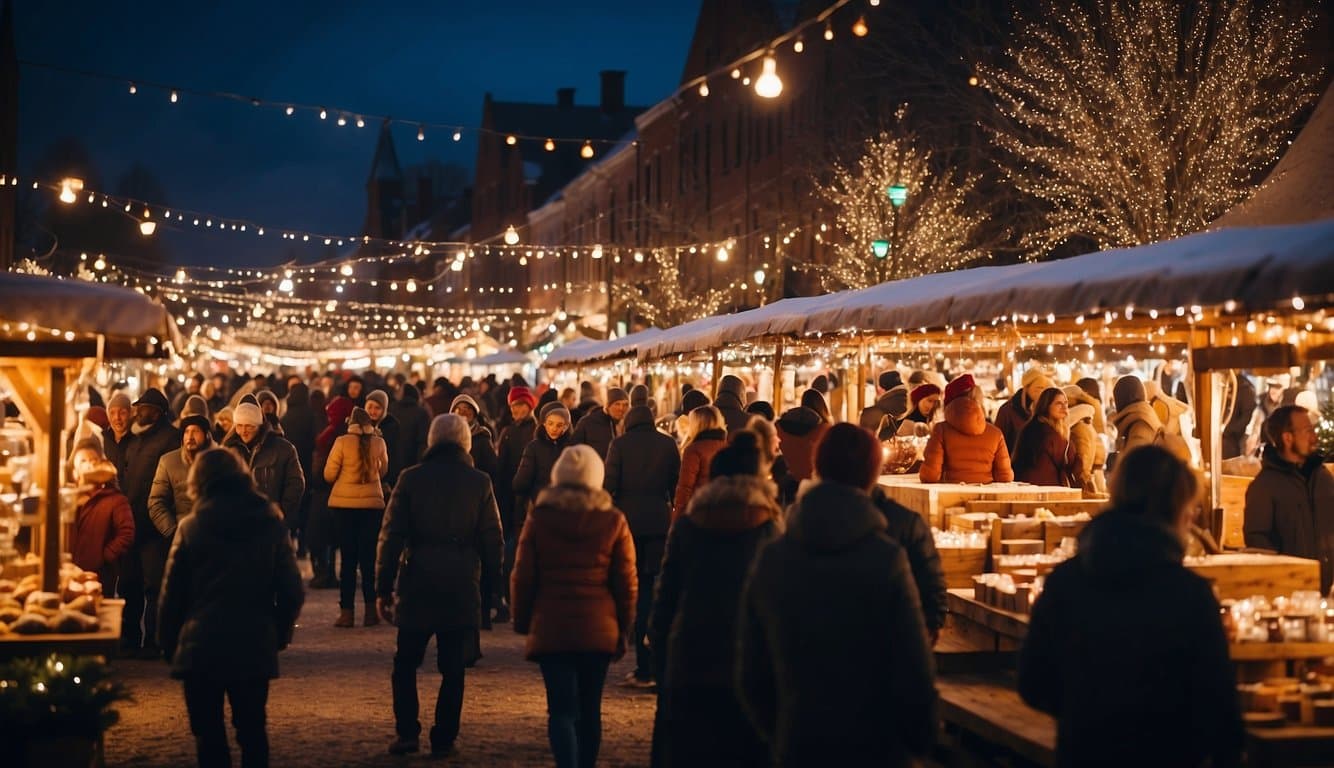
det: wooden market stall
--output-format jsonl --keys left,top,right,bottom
{"left": 0, "top": 273, "right": 177, "bottom": 654}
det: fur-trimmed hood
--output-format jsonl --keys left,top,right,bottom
{"left": 532, "top": 485, "right": 619, "bottom": 539}
{"left": 687, "top": 474, "right": 783, "bottom": 532}
{"left": 1111, "top": 400, "right": 1162, "bottom": 434}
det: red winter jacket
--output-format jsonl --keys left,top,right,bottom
{"left": 72, "top": 467, "right": 136, "bottom": 572}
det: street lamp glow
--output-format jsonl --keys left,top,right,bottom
{"left": 503, "top": 225, "right": 520, "bottom": 245}
{"left": 871, "top": 240, "right": 890, "bottom": 259}
{"left": 755, "top": 55, "right": 783, "bottom": 98}
{"left": 139, "top": 219, "right": 157, "bottom": 236}
{"left": 887, "top": 183, "right": 909, "bottom": 207}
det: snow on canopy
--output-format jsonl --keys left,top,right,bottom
{"left": 0, "top": 272, "right": 180, "bottom": 357}
{"left": 544, "top": 327, "right": 663, "bottom": 367}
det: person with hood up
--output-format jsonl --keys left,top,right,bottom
{"left": 512, "top": 403, "right": 573, "bottom": 535}
{"left": 280, "top": 383, "right": 317, "bottom": 550}
{"left": 324, "top": 406, "right": 388, "bottom": 627}
{"left": 1110, "top": 375, "right": 1191, "bottom": 465}
{"left": 919, "top": 375, "right": 1013, "bottom": 484}
{"left": 858, "top": 370, "right": 910, "bottom": 440}
{"left": 389, "top": 381, "right": 430, "bottom": 471}
{"left": 1244, "top": 405, "right": 1334, "bottom": 592}
{"left": 365, "top": 389, "right": 404, "bottom": 488}
{"left": 995, "top": 367, "right": 1054, "bottom": 454}
{"left": 1064, "top": 385, "right": 1108, "bottom": 497}
{"left": 424, "top": 376, "right": 457, "bottom": 421}
{"left": 149, "top": 415, "right": 212, "bottom": 542}
{"left": 714, "top": 375, "right": 751, "bottom": 436}
{"left": 1019, "top": 445, "right": 1242, "bottom": 767}
{"left": 157, "top": 447, "right": 304, "bottom": 768}
{"left": 571, "top": 381, "right": 601, "bottom": 426}
{"left": 774, "top": 391, "right": 831, "bottom": 501}
{"left": 376, "top": 414, "right": 504, "bottom": 758}
{"left": 737, "top": 424, "right": 937, "bottom": 766}
{"left": 344, "top": 374, "right": 366, "bottom": 407}
{"left": 495, "top": 386, "right": 539, "bottom": 623}
{"left": 673, "top": 406, "right": 728, "bottom": 521}
{"left": 211, "top": 406, "right": 233, "bottom": 445}
{"left": 650, "top": 431, "right": 781, "bottom": 767}
{"left": 69, "top": 438, "right": 136, "bottom": 585}
{"left": 1012, "top": 388, "right": 1075, "bottom": 487}
{"left": 120, "top": 387, "right": 182, "bottom": 658}
{"left": 255, "top": 390, "right": 284, "bottom": 436}
{"left": 511, "top": 445, "right": 637, "bottom": 768}
{"left": 572, "top": 387, "right": 629, "bottom": 460}
{"left": 604, "top": 403, "right": 681, "bottom": 688}
{"left": 308, "top": 395, "right": 354, "bottom": 589}
{"left": 224, "top": 403, "right": 305, "bottom": 523}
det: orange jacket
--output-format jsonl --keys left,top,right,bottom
{"left": 920, "top": 398, "right": 1014, "bottom": 484}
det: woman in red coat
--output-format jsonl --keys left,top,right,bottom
{"left": 1012, "top": 388, "right": 1075, "bottom": 487}
{"left": 673, "top": 406, "right": 727, "bottom": 521}
{"left": 69, "top": 438, "right": 135, "bottom": 584}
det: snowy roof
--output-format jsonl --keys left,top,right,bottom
{"left": 469, "top": 349, "right": 534, "bottom": 367}
{"left": 544, "top": 328, "right": 663, "bottom": 367}
{"left": 0, "top": 273, "right": 179, "bottom": 358}
{"left": 641, "top": 219, "right": 1334, "bottom": 359}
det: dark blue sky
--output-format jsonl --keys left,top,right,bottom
{"left": 14, "top": 1, "right": 699, "bottom": 266}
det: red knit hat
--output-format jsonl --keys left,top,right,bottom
{"left": 507, "top": 386, "right": 537, "bottom": 409}
{"left": 943, "top": 374, "right": 976, "bottom": 405}
{"left": 910, "top": 383, "right": 941, "bottom": 406}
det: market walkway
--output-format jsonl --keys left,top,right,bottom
{"left": 102, "top": 566, "right": 657, "bottom": 767}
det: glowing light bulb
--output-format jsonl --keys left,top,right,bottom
{"left": 285, "top": 106, "right": 295, "bottom": 116}
{"left": 355, "top": 116, "right": 365, "bottom": 128}
{"left": 544, "top": 138, "right": 555, "bottom": 151}
{"left": 59, "top": 182, "right": 77, "bottom": 204}
{"left": 580, "top": 142, "right": 595, "bottom": 159}
{"left": 503, "top": 225, "right": 520, "bottom": 245}
{"left": 698, "top": 82, "right": 709, "bottom": 97}
{"left": 319, "top": 108, "right": 327, "bottom": 120}
{"left": 417, "top": 125, "right": 425, "bottom": 141}
{"left": 755, "top": 55, "right": 783, "bottom": 98}
{"left": 170, "top": 90, "right": 179, "bottom": 103}
{"left": 128, "top": 82, "right": 137, "bottom": 94}
{"left": 968, "top": 75, "right": 979, "bottom": 87}
{"left": 633, "top": 250, "right": 645, "bottom": 263}
{"left": 405, "top": 279, "right": 417, "bottom": 293}
{"left": 716, "top": 246, "right": 729, "bottom": 262}
{"left": 1293, "top": 296, "right": 1305, "bottom": 311}
{"left": 731, "top": 68, "right": 741, "bottom": 79}
{"left": 340, "top": 263, "right": 354, "bottom": 276}
{"left": 452, "top": 130, "right": 462, "bottom": 141}
{"left": 592, "top": 244, "right": 603, "bottom": 259}
{"left": 93, "top": 256, "right": 106, "bottom": 270}
{"left": 174, "top": 268, "right": 186, "bottom": 283}
{"left": 279, "top": 278, "right": 294, "bottom": 292}
{"left": 337, "top": 114, "right": 347, "bottom": 126}
{"left": 139, "top": 219, "right": 157, "bottom": 236}
{"left": 824, "top": 23, "right": 834, "bottom": 41}
{"left": 754, "top": 269, "right": 766, "bottom": 284}
{"left": 506, "top": 134, "right": 518, "bottom": 146}
{"left": 852, "top": 15, "right": 869, "bottom": 37}
{"left": 793, "top": 38, "right": 804, "bottom": 53}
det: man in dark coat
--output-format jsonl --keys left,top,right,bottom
{"left": 737, "top": 424, "right": 936, "bottom": 767}
{"left": 280, "top": 382, "right": 317, "bottom": 548}
{"left": 572, "top": 386, "right": 629, "bottom": 459}
{"left": 366, "top": 389, "right": 404, "bottom": 487}
{"left": 858, "top": 371, "right": 910, "bottom": 440}
{"left": 158, "top": 447, "right": 304, "bottom": 768}
{"left": 224, "top": 403, "right": 305, "bottom": 524}
{"left": 870, "top": 487, "right": 948, "bottom": 643}
{"left": 494, "top": 386, "right": 538, "bottom": 621}
{"left": 715, "top": 375, "right": 751, "bottom": 436}
{"left": 1245, "top": 405, "right": 1334, "bottom": 592}
{"left": 376, "top": 414, "right": 503, "bottom": 758}
{"left": 570, "top": 380, "right": 601, "bottom": 426}
{"left": 512, "top": 404, "right": 572, "bottom": 530}
{"left": 424, "top": 376, "right": 457, "bottom": 420}
{"left": 149, "top": 415, "right": 212, "bottom": 541}
{"left": 389, "top": 382, "right": 430, "bottom": 471}
{"left": 604, "top": 404, "right": 681, "bottom": 685}
{"left": 450, "top": 394, "right": 499, "bottom": 482}
{"left": 102, "top": 391, "right": 134, "bottom": 481}
{"left": 121, "top": 387, "right": 182, "bottom": 657}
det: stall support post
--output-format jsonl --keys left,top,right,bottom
{"left": 42, "top": 365, "right": 65, "bottom": 593}
{"left": 855, "top": 341, "right": 869, "bottom": 415}
{"left": 1191, "top": 330, "right": 1222, "bottom": 524}
{"left": 772, "top": 341, "right": 784, "bottom": 411}
{"left": 711, "top": 348, "right": 722, "bottom": 399}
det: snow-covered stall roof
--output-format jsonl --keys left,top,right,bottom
{"left": 0, "top": 273, "right": 179, "bottom": 358}
{"left": 469, "top": 349, "right": 534, "bottom": 367}
{"left": 544, "top": 328, "right": 663, "bottom": 367}
{"left": 640, "top": 219, "right": 1334, "bottom": 359}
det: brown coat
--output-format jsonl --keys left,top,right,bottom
{"left": 994, "top": 390, "right": 1034, "bottom": 454}
{"left": 71, "top": 464, "right": 136, "bottom": 573}
{"left": 673, "top": 429, "right": 727, "bottom": 521}
{"left": 1014, "top": 421, "right": 1074, "bottom": 487}
{"left": 511, "top": 485, "right": 637, "bottom": 660}
{"left": 775, "top": 407, "right": 829, "bottom": 483}
{"left": 920, "top": 398, "right": 1014, "bottom": 484}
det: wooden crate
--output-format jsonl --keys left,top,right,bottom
{"left": 939, "top": 547, "right": 988, "bottom": 588}
{"left": 1185, "top": 554, "right": 1320, "bottom": 600}
{"left": 877, "top": 478, "right": 1083, "bottom": 529}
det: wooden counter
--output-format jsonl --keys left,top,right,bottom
{"left": 0, "top": 598, "right": 123, "bottom": 660}
{"left": 1185, "top": 554, "right": 1321, "bottom": 601}
{"left": 876, "top": 476, "right": 1083, "bottom": 528}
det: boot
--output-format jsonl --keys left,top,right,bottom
{"left": 363, "top": 604, "right": 380, "bottom": 627}
{"left": 334, "top": 609, "right": 354, "bottom": 628}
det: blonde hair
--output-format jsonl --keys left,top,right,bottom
{"left": 684, "top": 405, "right": 724, "bottom": 447}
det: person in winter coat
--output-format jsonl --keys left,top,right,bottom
{"left": 388, "top": 382, "right": 430, "bottom": 472}
{"left": 512, "top": 404, "right": 572, "bottom": 533}
{"left": 69, "top": 439, "right": 135, "bottom": 585}
{"left": 120, "top": 388, "right": 182, "bottom": 657}
{"left": 102, "top": 391, "right": 133, "bottom": 479}
{"left": 858, "top": 370, "right": 910, "bottom": 440}
{"left": 1110, "top": 375, "right": 1191, "bottom": 466}
{"left": 495, "top": 386, "right": 539, "bottom": 621}
{"left": 869, "top": 484, "right": 948, "bottom": 644}
{"left": 211, "top": 406, "right": 233, "bottom": 445}
{"left": 1066, "top": 403, "right": 1108, "bottom": 498}
{"left": 255, "top": 390, "right": 284, "bottom": 436}
{"left": 673, "top": 406, "right": 728, "bottom": 521}
{"left": 1245, "top": 405, "right": 1334, "bottom": 592}
{"left": 1012, "top": 388, "right": 1074, "bottom": 487}
{"left": 1019, "top": 445, "right": 1243, "bottom": 767}
{"left": 775, "top": 396, "right": 830, "bottom": 497}
{"left": 919, "top": 374, "right": 1013, "bottom": 484}
{"left": 324, "top": 406, "right": 389, "bottom": 627}
{"left": 280, "top": 383, "right": 317, "bottom": 549}
{"left": 650, "top": 432, "right": 781, "bottom": 767}
{"left": 715, "top": 375, "right": 752, "bottom": 436}
{"left": 308, "top": 395, "right": 352, "bottom": 589}
{"left": 995, "top": 367, "right": 1054, "bottom": 454}
{"left": 223, "top": 403, "right": 306, "bottom": 522}
{"left": 1222, "top": 373, "right": 1256, "bottom": 460}
{"left": 157, "top": 447, "right": 304, "bottom": 768}
{"left": 376, "top": 414, "right": 504, "bottom": 758}
{"left": 365, "top": 390, "right": 403, "bottom": 488}
{"left": 737, "top": 423, "right": 937, "bottom": 766}
{"left": 451, "top": 394, "right": 499, "bottom": 483}
{"left": 572, "top": 387, "right": 629, "bottom": 459}
{"left": 604, "top": 404, "right": 681, "bottom": 686}
{"left": 149, "top": 415, "right": 212, "bottom": 541}
{"left": 904, "top": 383, "right": 942, "bottom": 427}
{"left": 511, "top": 445, "right": 637, "bottom": 768}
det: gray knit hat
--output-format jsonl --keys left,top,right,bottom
{"left": 366, "top": 389, "right": 390, "bottom": 411}
{"left": 428, "top": 413, "right": 472, "bottom": 450}
{"left": 606, "top": 387, "right": 629, "bottom": 406}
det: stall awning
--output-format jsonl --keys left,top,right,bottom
{"left": 0, "top": 273, "right": 179, "bottom": 358}
{"left": 543, "top": 328, "right": 663, "bottom": 367}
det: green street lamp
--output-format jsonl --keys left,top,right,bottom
{"left": 887, "top": 183, "right": 908, "bottom": 207}
{"left": 871, "top": 239, "right": 890, "bottom": 259}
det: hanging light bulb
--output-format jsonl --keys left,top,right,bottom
{"left": 698, "top": 82, "right": 709, "bottom": 97}
{"left": 285, "top": 106, "right": 295, "bottom": 116}
{"left": 824, "top": 22, "right": 834, "bottom": 40}
{"left": 633, "top": 250, "right": 645, "bottom": 263}
{"left": 337, "top": 114, "right": 348, "bottom": 126}
{"left": 592, "top": 244, "right": 603, "bottom": 259}
{"left": 581, "top": 141, "right": 595, "bottom": 159}
{"left": 544, "top": 138, "right": 556, "bottom": 151}
{"left": 731, "top": 68, "right": 741, "bottom": 79}
{"left": 852, "top": 15, "right": 869, "bottom": 37}
{"left": 174, "top": 268, "right": 187, "bottom": 284}
{"left": 754, "top": 269, "right": 766, "bottom": 284}
{"left": 128, "top": 82, "right": 137, "bottom": 94}
{"left": 58, "top": 177, "right": 82, "bottom": 204}
{"left": 417, "top": 125, "right": 425, "bottom": 141}
{"left": 506, "top": 134, "right": 518, "bottom": 146}
{"left": 755, "top": 54, "right": 783, "bottom": 98}
{"left": 170, "top": 90, "right": 179, "bottom": 103}
{"left": 319, "top": 108, "right": 327, "bottom": 120}
{"left": 503, "top": 225, "right": 520, "bottom": 245}
{"left": 279, "top": 277, "right": 294, "bottom": 292}
{"left": 452, "top": 130, "right": 462, "bottom": 141}
{"left": 716, "top": 246, "right": 729, "bottom": 262}
{"left": 793, "top": 38, "right": 804, "bottom": 53}
{"left": 405, "top": 279, "right": 418, "bottom": 293}
{"left": 355, "top": 116, "right": 365, "bottom": 128}
{"left": 340, "top": 263, "right": 354, "bottom": 276}
{"left": 139, "top": 207, "right": 157, "bottom": 236}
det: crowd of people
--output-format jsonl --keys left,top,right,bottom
{"left": 49, "top": 360, "right": 1332, "bottom": 766}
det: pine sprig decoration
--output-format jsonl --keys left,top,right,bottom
{"left": 982, "top": 0, "right": 1323, "bottom": 258}
{"left": 809, "top": 127, "right": 987, "bottom": 292}
{"left": 0, "top": 654, "right": 131, "bottom": 740}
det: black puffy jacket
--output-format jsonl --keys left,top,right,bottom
{"left": 224, "top": 425, "right": 305, "bottom": 522}
{"left": 572, "top": 406, "right": 619, "bottom": 460}
{"left": 124, "top": 417, "right": 182, "bottom": 544}
{"left": 512, "top": 427, "right": 571, "bottom": 530}
{"left": 871, "top": 487, "right": 947, "bottom": 636}
{"left": 496, "top": 416, "right": 537, "bottom": 534}
{"left": 604, "top": 406, "right": 680, "bottom": 573}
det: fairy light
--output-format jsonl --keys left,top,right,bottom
{"left": 698, "top": 82, "right": 709, "bottom": 97}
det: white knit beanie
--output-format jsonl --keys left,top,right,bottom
{"left": 551, "top": 444, "right": 604, "bottom": 489}
{"left": 428, "top": 413, "right": 472, "bottom": 451}
{"left": 233, "top": 402, "right": 263, "bottom": 427}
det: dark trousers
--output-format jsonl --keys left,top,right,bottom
{"left": 392, "top": 626, "right": 467, "bottom": 746}
{"left": 183, "top": 676, "right": 270, "bottom": 768}
{"left": 539, "top": 653, "right": 612, "bottom": 768}
{"left": 333, "top": 508, "right": 380, "bottom": 610}
{"left": 634, "top": 570, "right": 657, "bottom": 679}
{"left": 121, "top": 536, "right": 168, "bottom": 649}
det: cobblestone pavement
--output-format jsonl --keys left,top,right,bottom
{"left": 102, "top": 566, "right": 656, "bottom": 767}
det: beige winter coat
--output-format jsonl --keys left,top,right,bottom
{"left": 324, "top": 431, "right": 388, "bottom": 509}
{"left": 1068, "top": 420, "right": 1108, "bottom": 496}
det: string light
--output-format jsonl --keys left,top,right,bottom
{"left": 503, "top": 225, "right": 520, "bottom": 245}
{"left": 544, "top": 138, "right": 555, "bottom": 151}
{"left": 698, "top": 82, "right": 709, "bottom": 97}
{"left": 581, "top": 141, "right": 595, "bottom": 159}
{"left": 793, "top": 38, "right": 804, "bottom": 53}
{"left": 755, "top": 54, "right": 783, "bottom": 98}
{"left": 824, "top": 22, "right": 834, "bottom": 41}
{"left": 417, "top": 125, "right": 425, "bottom": 141}
{"left": 169, "top": 90, "right": 178, "bottom": 103}
{"left": 852, "top": 15, "right": 869, "bottom": 37}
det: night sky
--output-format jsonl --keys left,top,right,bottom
{"left": 13, "top": 1, "right": 698, "bottom": 266}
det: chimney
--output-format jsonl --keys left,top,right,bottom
{"left": 556, "top": 87, "right": 575, "bottom": 108}
{"left": 600, "top": 70, "right": 625, "bottom": 113}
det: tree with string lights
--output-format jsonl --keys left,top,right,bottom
{"left": 809, "top": 125, "right": 988, "bottom": 292}
{"left": 982, "top": 0, "right": 1325, "bottom": 259}
{"left": 612, "top": 248, "right": 731, "bottom": 328}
